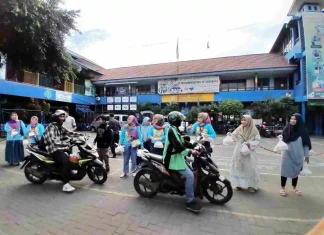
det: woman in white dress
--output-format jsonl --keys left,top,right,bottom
{"left": 229, "top": 115, "right": 261, "bottom": 192}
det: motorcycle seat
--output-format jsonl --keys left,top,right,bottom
{"left": 146, "top": 153, "right": 164, "bottom": 163}
{"left": 29, "top": 145, "right": 51, "bottom": 158}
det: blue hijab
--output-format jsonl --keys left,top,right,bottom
{"left": 141, "top": 117, "right": 151, "bottom": 142}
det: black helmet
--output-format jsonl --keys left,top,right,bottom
{"left": 51, "top": 109, "right": 66, "bottom": 124}
{"left": 168, "top": 111, "right": 185, "bottom": 126}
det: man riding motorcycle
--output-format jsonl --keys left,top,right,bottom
{"left": 41, "top": 109, "right": 83, "bottom": 192}
{"left": 163, "top": 111, "right": 202, "bottom": 213}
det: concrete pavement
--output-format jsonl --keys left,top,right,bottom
{"left": 0, "top": 134, "right": 324, "bottom": 234}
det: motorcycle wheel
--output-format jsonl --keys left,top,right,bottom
{"left": 133, "top": 169, "right": 158, "bottom": 198}
{"left": 87, "top": 165, "right": 107, "bottom": 184}
{"left": 24, "top": 161, "right": 47, "bottom": 184}
{"left": 203, "top": 178, "right": 233, "bottom": 205}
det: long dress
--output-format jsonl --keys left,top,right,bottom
{"left": 230, "top": 131, "right": 261, "bottom": 189}
{"left": 281, "top": 137, "right": 309, "bottom": 178}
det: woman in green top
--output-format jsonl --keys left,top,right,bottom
{"left": 163, "top": 111, "right": 202, "bottom": 213}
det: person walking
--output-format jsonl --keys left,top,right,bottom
{"left": 61, "top": 106, "right": 77, "bottom": 131}
{"left": 229, "top": 115, "right": 261, "bottom": 193}
{"left": 280, "top": 113, "right": 311, "bottom": 197}
{"left": 4, "top": 112, "right": 26, "bottom": 165}
{"left": 149, "top": 114, "right": 168, "bottom": 155}
{"left": 93, "top": 115, "right": 113, "bottom": 173}
{"left": 109, "top": 113, "right": 121, "bottom": 158}
{"left": 24, "top": 116, "right": 45, "bottom": 145}
{"left": 119, "top": 115, "right": 143, "bottom": 178}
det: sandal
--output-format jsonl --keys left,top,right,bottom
{"left": 279, "top": 189, "right": 287, "bottom": 197}
{"left": 248, "top": 187, "right": 256, "bottom": 193}
{"left": 294, "top": 189, "right": 302, "bottom": 196}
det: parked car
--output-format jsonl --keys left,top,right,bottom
{"left": 88, "top": 114, "right": 128, "bottom": 132}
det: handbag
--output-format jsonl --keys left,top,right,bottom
{"left": 240, "top": 143, "right": 252, "bottom": 156}
{"left": 131, "top": 139, "right": 141, "bottom": 148}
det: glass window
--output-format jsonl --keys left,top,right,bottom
{"left": 114, "top": 116, "right": 120, "bottom": 121}
{"left": 308, "top": 5, "right": 312, "bottom": 10}
{"left": 220, "top": 83, "right": 229, "bottom": 91}
{"left": 228, "top": 82, "right": 237, "bottom": 91}
{"left": 137, "top": 85, "right": 151, "bottom": 94}
{"left": 122, "top": 116, "right": 128, "bottom": 121}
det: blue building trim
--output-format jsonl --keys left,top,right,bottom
{"left": 94, "top": 67, "right": 296, "bottom": 85}
{"left": 0, "top": 80, "right": 96, "bottom": 105}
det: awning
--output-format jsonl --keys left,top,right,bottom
{"left": 76, "top": 106, "right": 94, "bottom": 113}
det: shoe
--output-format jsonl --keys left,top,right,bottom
{"left": 186, "top": 200, "right": 202, "bottom": 213}
{"left": 63, "top": 183, "right": 75, "bottom": 192}
{"left": 120, "top": 173, "right": 127, "bottom": 178}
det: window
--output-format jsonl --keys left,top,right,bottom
{"left": 220, "top": 80, "right": 246, "bottom": 91}
{"left": 114, "top": 116, "right": 120, "bottom": 121}
{"left": 122, "top": 116, "right": 128, "bottom": 122}
{"left": 308, "top": 5, "right": 312, "bottom": 10}
{"left": 258, "top": 78, "right": 270, "bottom": 90}
{"left": 314, "top": 6, "right": 318, "bottom": 10}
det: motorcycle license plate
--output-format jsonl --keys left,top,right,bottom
{"left": 219, "top": 175, "right": 225, "bottom": 182}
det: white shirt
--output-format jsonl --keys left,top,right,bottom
{"left": 63, "top": 116, "right": 76, "bottom": 131}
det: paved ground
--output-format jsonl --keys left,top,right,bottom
{"left": 0, "top": 133, "right": 324, "bottom": 235}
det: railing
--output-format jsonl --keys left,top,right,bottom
{"left": 39, "top": 75, "right": 53, "bottom": 88}
{"left": 23, "top": 71, "right": 38, "bottom": 85}
{"left": 65, "top": 81, "right": 73, "bottom": 93}
{"left": 74, "top": 84, "right": 85, "bottom": 95}
{"left": 283, "top": 40, "right": 293, "bottom": 55}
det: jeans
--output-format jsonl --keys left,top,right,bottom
{"left": 178, "top": 166, "right": 194, "bottom": 203}
{"left": 52, "top": 150, "right": 70, "bottom": 184}
{"left": 123, "top": 145, "right": 137, "bottom": 173}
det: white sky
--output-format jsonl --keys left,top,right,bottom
{"left": 63, "top": 0, "right": 294, "bottom": 69}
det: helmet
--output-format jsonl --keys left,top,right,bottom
{"left": 51, "top": 109, "right": 67, "bottom": 124}
{"left": 263, "top": 122, "right": 266, "bottom": 125}
{"left": 168, "top": 111, "right": 186, "bottom": 126}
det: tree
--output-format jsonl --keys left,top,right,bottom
{"left": 279, "top": 97, "right": 299, "bottom": 120}
{"left": 137, "top": 102, "right": 162, "bottom": 114}
{"left": 0, "top": 0, "right": 81, "bottom": 80}
{"left": 161, "top": 102, "right": 180, "bottom": 116}
{"left": 219, "top": 99, "right": 243, "bottom": 116}
{"left": 186, "top": 107, "right": 199, "bottom": 123}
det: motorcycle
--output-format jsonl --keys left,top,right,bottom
{"left": 259, "top": 127, "right": 271, "bottom": 138}
{"left": 133, "top": 138, "right": 233, "bottom": 205}
{"left": 20, "top": 136, "right": 108, "bottom": 185}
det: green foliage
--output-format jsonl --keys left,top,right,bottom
{"left": 0, "top": 0, "right": 80, "bottom": 80}
{"left": 161, "top": 102, "right": 180, "bottom": 116}
{"left": 137, "top": 102, "right": 162, "bottom": 114}
{"left": 186, "top": 107, "right": 199, "bottom": 123}
{"left": 219, "top": 99, "right": 243, "bottom": 115}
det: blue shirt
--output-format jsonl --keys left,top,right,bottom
{"left": 188, "top": 123, "right": 216, "bottom": 139}
{"left": 24, "top": 123, "right": 45, "bottom": 144}
{"left": 119, "top": 125, "right": 143, "bottom": 148}
{"left": 4, "top": 121, "right": 26, "bottom": 141}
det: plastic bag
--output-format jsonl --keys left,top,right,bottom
{"left": 11, "top": 130, "right": 18, "bottom": 138}
{"left": 28, "top": 131, "right": 35, "bottom": 137}
{"left": 273, "top": 135, "right": 288, "bottom": 152}
{"left": 115, "top": 145, "right": 124, "bottom": 154}
{"left": 300, "top": 163, "right": 312, "bottom": 176}
{"left": 23, "top": 139, "right": 29, "bottom": 146}
{"left": 240, "top": 143, "right": 252, "bottom": 156}
{"left": 154, "top": 141, "right": 164, "bottom": 149}
{"left": 222, "top": 135, "right": 235, "bottom": 146}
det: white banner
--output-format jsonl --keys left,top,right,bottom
{"left": 158, "top": 76, "right": 219, "bottom": 95}
{"left": 130, "top": 96, "right": 137, "bottom": 103}
{"left": 122, "top": 97, "right": 129, "bottom": 103}
{"left": 122, "top": 104, "right": 129, "bottom": 110}
{"left": 115, "top": 105, "right": 121, "bottom": 110}
{"left": 56, "top": 91, "right": 72, "bottom": 103}
{"left": 130, "top": 104, "right": 137, "bottom": 110}
{"left": 107, "top": 105, "right": 114, "bottom": 110}
{"left": 107, "top": 97, "right": 114, "bottom": 103}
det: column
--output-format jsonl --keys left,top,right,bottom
{"left": 301, "top": 102, "right": 306, "bottom": 121}
{"left": 104, "top": 86, "right": 106, "bottom": 96}
{"left": 254, "top": 74, "right": 258, "bottom": 90}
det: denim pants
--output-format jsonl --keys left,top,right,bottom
{"left": 178, "top": 166, "right": 194, "bottom": 203}
{"left": 123, "top": 145, "right": 137, "bottom": 173}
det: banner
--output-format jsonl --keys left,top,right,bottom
{"left": 303, "top": 12, "right": 324, "bottom": 99}
{"left": 85, "top": 80, "right": 95, "bottom": 96}
{"left": 158, "top": 76, "right": 219, "bottom": 95}
{"left": 162, "top": 93, "right": 214, "bottom": 103}
{"left": 56, "top": 91, "right": 72, "bottom": 103}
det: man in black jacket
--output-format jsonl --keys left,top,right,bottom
{"left": 108, "top": 113, "right": 121, "bottom": 158}
{"left": 93, "top": 115, "right": 113, "bottom": 173}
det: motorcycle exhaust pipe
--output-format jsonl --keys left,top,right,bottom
{"left": 138, "top": 178, "right": 159, "bottom": 192}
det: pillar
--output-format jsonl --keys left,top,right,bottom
{"left": 301, "top": 102, "right": 306, "bottom": 121}
{"left": 104, "top": 86, "right": 106, "bottom": 96}
{"left": 254, "top": 74, "right": 258, "bottom": 90}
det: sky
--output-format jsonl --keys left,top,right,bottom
{"left": 63, "top": 0, "right": 294, "bottom": 69}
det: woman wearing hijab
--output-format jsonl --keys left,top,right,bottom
{"left": 187, "top": 112, "right": 216, "bottom": 140}
{"left": 141, "top": 117, "right": 151, "bottom": 151}
{"left": 24, "top": 116, "right": 45, "bottom": 145}
{"left": 280, "top": 113, "right": 311, "bottom": 197}
{"left": 4, "top": 112, "right": 26, "bottom": 165}
{"left": 149, "top": 114, "right": 168, "bottom": 155}
{"left": 229, "top": 115, "right": 261, "bottom": 192}
{"left": 119, "top": 115, "right": 143, "bottom": 178}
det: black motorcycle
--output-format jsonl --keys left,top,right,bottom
{"left": 133, "top": 141, "right": 233, "bottom": 205}
{"left": 20, "top": 136, "right": 107, "bottom": 185}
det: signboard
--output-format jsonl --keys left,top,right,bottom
{"left": 303, "top": 12, "right": 324, "bottom": 99}
{"left": 114, "top": 97, "right": 121, "bottom": 103}
{"left": 56, "top": 91, "right": 72, "bottom": 103}
{"left": 122, "top": 105, "right": 129, "bottom": 110}
{"left": 107, "top": 97, "right": 114, "bottom": 103}
{"left": 162, "top": 93, "right": 214, "bottom": 103}
{"left": 122, "top": 97, "right": 129, "bottom": 103}
{"left": 130, "top": 104, "right": 137, "bottom": 110}
{"left": 85, "top": 80, "right": 95, "bottom": 96}
{"left": 158, "top": 76, "right": 219, "bottom": 95}
{"left": 114, "top": 105, "right": 121, "bottom": 110}
{"left": 130, "top": 96, "right": 137, "bottom": 103}
{"left": 107, "top": 105, "right": 114, "bottom": 110}
{"left": 116, "top": 87, "right": 128, "bottom": 96}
